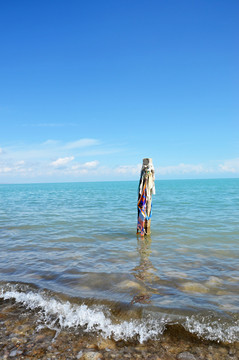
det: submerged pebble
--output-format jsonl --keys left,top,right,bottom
{"left": 0, "top": 299, "right": 238, "bottom": 360}
{"left": 81, "top": 352, "right": 103, "bottom": 360}
{"left": 205, "top": 276, "right": 223, "bottom": 287}
{"left": 177, "top": 352, "right": 197, "bottom": 360}
{"left": 116, "top": 280, "right": 145, "bottom": 291}
{"left": 181, "top": 282, "right": 209, "bottom": 294}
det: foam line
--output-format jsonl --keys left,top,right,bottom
{"left": 185, "top": 316, "right": 239, "bottom": 343}
{"left": 1, "top": 285, "right": 238, "bottom": 343}
{"left": 0, "top": 286, "right": 165, "bottom": 343}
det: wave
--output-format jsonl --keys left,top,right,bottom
{"left": 0, "top": 284, "right": 166, "bottom": 343}
{"left": 185, "top": 316, "right": 239, "bottom": 343}
{"left": 1, "top": 283, "right": 239, "bottom": 344}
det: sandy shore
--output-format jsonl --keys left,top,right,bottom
{"left": 0, "top": 299, "right": 238, "bottom": 360}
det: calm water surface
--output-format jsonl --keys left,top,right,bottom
{"left": 0, "top": 179, "right": 239, "bottom": 342}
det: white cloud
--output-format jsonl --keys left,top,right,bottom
{"left": 71, "top": 160, "right": 100, "bottom": 172}
{"left": 0, "top": 166, "right": 12, "bottom": 173}
{"left": 42, "top": 140, "right": 60, "bottom": 146}
{"left": 1, "top": 138, "right": 101, "bottom": 162}
{"left": 1, "top": 135, "right": 239, "bottom": 183}
{"left": 83, "top": 160, "right": 99, "bottom": 169}
{"left": 65, "top": 138, "right": 100, "bottom": 149}
{"left": 0, "top": 137, "right": 113, "bottom": 181}
{"left": 0, "top": 160, "right": 31, "bottom": 175}
{"left": 219, "top": 158, "right": 239, "bottom": 173}
{"left": 15, "top": 160, "right": 25, "bottom": 166}
{"left": 114, "top": 162, "right": 210, "bottom": 177}
{"left": 113, "top": 163, "right": 207, "bottom": 176}
{"left": 157, "top": 163, "right": 208, "bottom": 175}
{"left": 51, "top": 156, "right": 74, "bottom": 167}
{"left": 115, "top": 164, "right": 141, "bottom": 175}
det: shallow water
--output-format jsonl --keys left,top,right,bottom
{"left": 0, "top": 179, "right": 239, "bottom": 343}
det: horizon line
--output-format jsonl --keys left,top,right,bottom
{"left": 0, "top": 177, "right": 238, "bottom": 186}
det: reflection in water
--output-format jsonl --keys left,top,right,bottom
{"left": 131, "top": 236, "right": 160, "bottom": 304}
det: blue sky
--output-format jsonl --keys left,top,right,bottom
{"left": 0, "top": 0, "right": 238, "bottom": 183}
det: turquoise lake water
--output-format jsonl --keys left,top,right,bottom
{"left": 0, "top": 179, "right": 239, "bottom": 343}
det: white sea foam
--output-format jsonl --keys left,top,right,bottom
{"left": 185, "top": 316, "right": 239, "bottom": 343}
{"left": 0, "top": 285, "right": 165, "bottom": 343}
{"left": 1, "top": 285, "right": 238, "bottom": 343}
